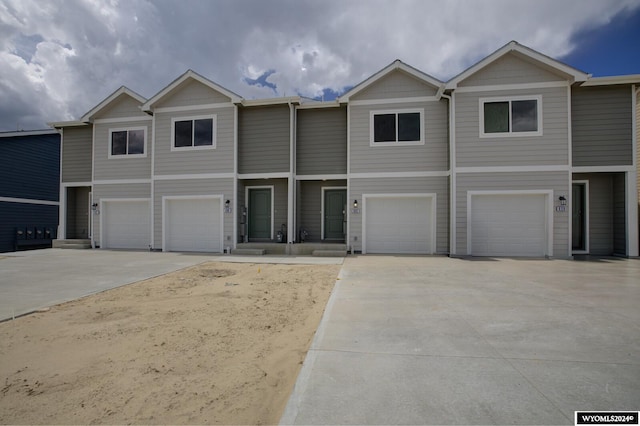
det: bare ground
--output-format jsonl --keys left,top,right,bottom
{"left": 0, "top": 261, "right": 340, "bottom": 425}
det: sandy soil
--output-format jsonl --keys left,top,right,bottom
{"left": 0, "top": 261, "right": 340, "bottom": 425}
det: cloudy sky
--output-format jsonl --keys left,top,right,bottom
{"left": 1, "top": 0, "right": 639, "bottom": 131}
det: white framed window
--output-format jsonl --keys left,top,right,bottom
{"left": 479, "top": 95, "right": 542, "bottom": 138}
{"left": 108, "top": 127, "right": 146, "bottom": 158}
{"left": 171, "top": 115, "right": 216, "bottom": 151}
{"left": 369, "top": 108, "right": 424, "bottom": 146}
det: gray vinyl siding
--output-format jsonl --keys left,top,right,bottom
{"left": 237, "top": 178, "right": 288, "bottom": 242}
{"left": 574, "top": 173, "right": 613, "bottom": 255}
{"left": 93, "top": 119, "right": 153, "bottom": 180}
{"left": 153, "top": 106, "right": 235, "bottom": 176}
{"left": 62, "top": 126, "right": 93, "bottom": 182}
{"left": 97, "top": 95, "right": 147, "bottom": 120}
{"left": 458, "top": 53, "right": 566, "bottom": 87}
{"left": 155, "top": 79, "right": 231, "bottom": 109}
{"left": 238, "top": 105, "right": 290, "bottom": 174}
{"left": 455, "top": 171, "right": 570, "bottom": 258}
{"left": 349, "top": 176, "right": 449, "bottom": 253}
{"left": 352, "top": 70, "right": 439, "bottom": 100}
{"left": 296, "top": 107, "right": 347, "bottom": 175}
{"left": 153, "top": 178, "right": 234, "bottom": 250}
{"left": 297, "top": 180, "right": 347, "bottom": 242}
{"left": 572, "top": 85, "right": 633, "bottom": 166}
{"left": 613, "top": 173, "right": 626, "bottom": 255}
{"left": 92, "top": 183, "right": 151, "bottom": 247}
{"left": 349, "top": 100, "right": 449, "bottom": 173}
{"left": 455, "top": 86, "right": 569, "bottom": 167}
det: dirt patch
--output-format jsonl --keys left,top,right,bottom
{"left": 0, "top": 261, "right": 340, "bottom": 425}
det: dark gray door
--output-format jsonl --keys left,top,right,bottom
{"left": 324, "top": 189, "right": 346, "bottom": 241}
{"left": 572, "top": 183, "right": 586, "bottom": 251}
{"left": 249, "top": 188, "right": 272, "bottom": 241}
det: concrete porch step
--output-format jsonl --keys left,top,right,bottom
{"left": 52, "top": 239, "right": 92, "bottom": 249}
{"left": 312, "top": 249, "right": 347, "bottom": 257}
{"left": 231, "top": 248, "right": 266, "bottom": 256}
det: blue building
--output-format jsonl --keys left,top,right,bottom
{"left": 0, "top": 130, "right": 60, "bottom": 252}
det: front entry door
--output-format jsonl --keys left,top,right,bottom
{"left": 248, "top": 188, "right": 272, "bottom": 241}
{"left": 324, "top": 189, "right": 346, "bottom": 241}
{"left": 572, "top": 183, "right": 587, "bottom": 252}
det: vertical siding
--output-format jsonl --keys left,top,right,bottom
{"left": 572, "top": 85, "right": 633, "bottom": 166}
{"left": 238, "top": 105, "right": 290, "bottom": 174}
{"left": 458, "top": 53, "right": 565, "bottom": 87}
{"left": 62, "top": 126, "right": 93, "bottom": 182}
{"left": 352, "top": 70, "right": 438, "bottom": 100}
{"left": 154, "top": 106, "right": 235, "bottom": 175}
{"left": 92, "top": 183, "right": 151, "bottom": 246}
{"left": 296, "top": 107, "right": 347, "bottom": 175}
{"left": 0, "top": 202, "right": 58, "bottom": 252}
{"left": 455, "top": 87, "right": 569, "bottom": 166}
{"left": 98, "top": 95, "right": 147, "bottom": 119}
{"left": 93, "top": 119, "right": 153, "bottom": 180}
{"left": 0, "top": 133, "right": 60, "bottom": 201}
{"left": 455, "top": 172, "right": 570, "bottom": 257}
{"left": 297, "top": 180, "right": 347, "bottom": 242}
{"left": 153, "top": 179, "right": 234, "bottom": 250}
{"left": 349, "top": 100, "right": 449, "bottom": 173}
{"left": 238, "top": 178, "right": 288, "bottom": 242}
{"left": 155, "top": 79, "right": 231, "bottom": 108}
{"left": 613, "top": 173, "right": 626, "bottom": 255}
{"left": 349, "top": 176, "right": 449, "bottom": 253}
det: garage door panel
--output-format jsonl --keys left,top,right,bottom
{"left": 365, "top": 196, "right": 433, "bottom": 254}
{"left": 165, "top": 198, "right": 221, "bottom": 253}
{"left": 102, "top": 201, "right": 150, "bottom": 249}
{"left": 471, "top": 194, "right": 547, "bottom": 257}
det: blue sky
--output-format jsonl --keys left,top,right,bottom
{"left": 1, "top": 0, "right": 639, "bottom": 131}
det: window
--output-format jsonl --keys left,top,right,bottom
{"left": 480, "top": 96, "right": 542, "bottom": 137}
{"left": 370, "top": 109, "right": 424, "bottom": 145}
{"left": 172, "top": 115, "right": 216, "bottom": 150}
{"left": 109, "top": 127, "right": 146, "bottom": 157}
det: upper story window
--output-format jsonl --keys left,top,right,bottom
{"left": 109, "top": 127, "right": 146, "bottom": 158}
{"left": 370, "top": 109, "right": 424, "bottom": 146}
{"left": 480, "top": 95, "right": 542, "bottom": 138}
{"left": 171, "top": 115, "right": 216, "bottom": 151}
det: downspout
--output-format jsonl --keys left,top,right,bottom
{"left": 440, "top": 92, "right": 455, "bottom": 256}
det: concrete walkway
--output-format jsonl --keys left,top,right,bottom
{"left": 281, "top": 256, "right": 640, "bottom": 425}
{"left": 0, "top": 249, "right": 343, "bottom": 321}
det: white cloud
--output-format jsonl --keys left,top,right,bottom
{"left": 0, "top": 0, "right": 638, "bottom": 130}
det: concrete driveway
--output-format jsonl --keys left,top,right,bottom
{"left": 282, "top": 256, "right": 640, "bottom": 425}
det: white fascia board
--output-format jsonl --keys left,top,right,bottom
{"left": 241, "top": 97, "right": 301, "bottom": 107}
{"left": 47, "top": 120, "right": 88, "bottom": 129}
{"left": 81, "top": 86, "right": 147, "bottom": 122}
{"left": 581, "top": 75, "right": 640, "bottom": 86}
{"left": 141, "top": 69, "right": 242, "bottom": 111}
{"left": 446, "top": 41, "right": 589, "bottom": 89}
{"left": 0, "top": 129, "right": 59, "bottom": 137}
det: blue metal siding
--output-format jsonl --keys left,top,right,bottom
{"left": 0, "top": 133, "right": 60, "bottom": 201}
{"left": 0, "top": 202, "right": 58, "bottom": 252}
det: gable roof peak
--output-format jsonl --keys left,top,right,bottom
{"left": 80, "top": 86, "right": 147, "bottom": 123}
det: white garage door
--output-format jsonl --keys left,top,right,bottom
{"left": 365, "top": 196, "right": 433, "bottom": 254}
{"left": 102, "top": 200, "right": 150, "bottom": 249}
{"left": 470, "top": 194, "right": 547, "bottom": 257}
{"left": 165, "top": 198, "right": 221, "bottom": 252}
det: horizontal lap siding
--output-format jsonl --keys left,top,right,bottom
{"left": 93, "top": 120, "right": 152, "bottom": 180}
{"left": 98, "top": 96, "right": 147, "bottom": 119}
{"left": 238, "top": 179, "right": 288, "bottom": 242}
{"left": 154, "top": 179, "right": 234, "bottom": 250}
{"left": 0, "top": 133, "right": 59, "bottom": 201}
{"left": 458, "top": 53, "right": 566, "bottom": 86}
{"left": 349, "top": 100, "right": 449, "bottom": 173}
{"left": 296, "top": 107, "right": 347, "bottom": 175}
{"left": 155, "top": 80, "right": 231, "bottom": 108}
{"left": 238, "top": 106, "right": 290, "bottom": 174}
{"left": 298, "top": 180, "right": 347, "bottom": 242}
{"left": 455, "top": 87, "right": 569, "bottom": 166}
{"left": 62, "top": 126, "right": 92, "bottom": 183}
{"left": 573, "top": 173, "right": 614, "bottom": 255}
{"left": 92, "top": 183, "right": 152, "bottom": 246}
{"left": 572, "top": 86, "right": 633, "bottom": 166}
{"left": 455, "top": 172, "right": 569, "bottom": 257}
{"left": 154, "top": 107, "right": 235, "bottom": 175}
{"left": 352, "top": 70, "right": 438, "bottom": 100}
{"left": 349, "top": 177, "right": 449, "bottom": 253}
{"left": 0, "top": 202, "right": 58, "bottom": 252}
{"left": 613, "top": 173, "right": 626, "bottom": 255}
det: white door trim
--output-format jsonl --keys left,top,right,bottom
{"left": 362, "top": 193, "right": 437, "bottom": 255}
{"left": 245, "top": 186, "right": 275, "bottom": 240}
{"left": 321, "top": 186, "right": 347, "bottom": 240}
{"left": 161, "top": 194, "right": 224, "bottom": 252}
{"left": 467, "top": 190, "right": 553, "bottom": 257}
{"left": 571, "top": 180, "right": 590, "bottom": 254}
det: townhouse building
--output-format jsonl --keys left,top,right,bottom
{"left": 49, "top": 41, "right": 639, "bottom": 258}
